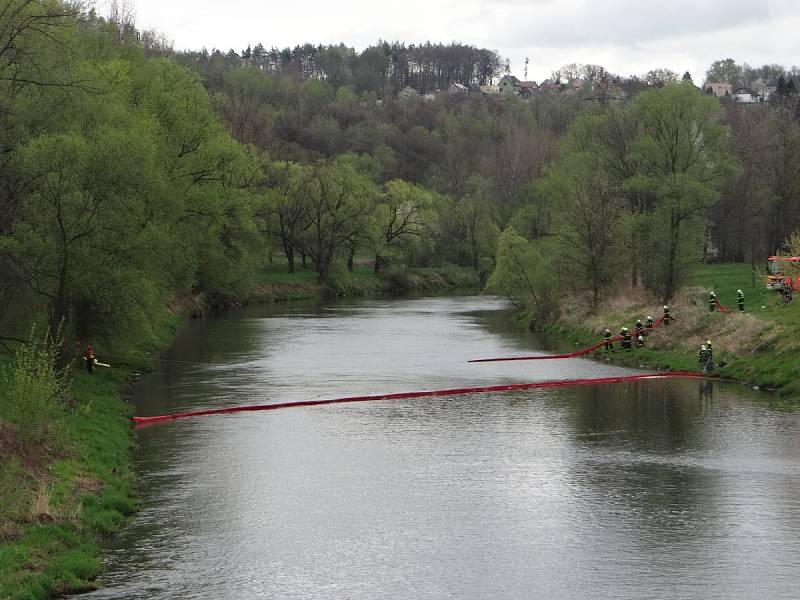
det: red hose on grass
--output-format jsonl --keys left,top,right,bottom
{"left": 469, "top": 316, "right": 667, "bottom": 363}
{"left": 715, "top": 298, "right": 732, "bottom": 313}
{"left": 132, "top": 371, "right": 705, "bottom": 427}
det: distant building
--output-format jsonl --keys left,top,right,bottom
{"left": 518, "top": 80, "right": 538, "bottom": 98}
{"left": 498, "top": 75, "right": 521, "bottom": 96}
{"left": 753, "top": 78, "right": 778, "bottom": 102}
{"left": 479, "top": 84, "right": 500, "bottom": 96}
{"left": 732, "top": 87, "right": 760, "bottom": 103}
{"left": 705, "top": 83, "right": 733, "bottom": 97}
{"left": 448, "top": 82, "right": 468, "bottom": 94}
{"left": 538, "top": 79, "right": 562, "bottom": 92}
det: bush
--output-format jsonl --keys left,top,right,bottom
{"left": 1, "top": 327, "right": 71, "bottom": 440}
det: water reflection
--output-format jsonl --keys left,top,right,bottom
{"left": 82, "top": 295, "right": 800, "bottom": 600}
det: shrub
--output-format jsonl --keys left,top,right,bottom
{"left": 1, "top": 326, "right": 71, "bottom": 441}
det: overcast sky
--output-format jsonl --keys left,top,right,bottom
{"left": 125, "top": 0, "right": 800, "bottom": 83}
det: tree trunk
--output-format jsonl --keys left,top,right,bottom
{"left": 373, "top": 254, "right": 382, "bottom": 274}
{"left": 285, "top": 246, "right": 295, "bottom": 273}
{"left": 347, "top": 248, "right": 354, "bottom": 272}
{"left": 664, "top": 211, "right": 680, "bottom": 303}
{"left": 51, "top": 256, "right": 69, "bottom": 342}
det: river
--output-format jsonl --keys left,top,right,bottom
{"left": 82, "top": 295, "right": 800, "bottom": 599}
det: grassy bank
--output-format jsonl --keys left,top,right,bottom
{"left": 214, "top": 259, "right": 482, "bottom": 309}
{"left": 0, "top": 316, "right": 179, "bottom": 599}
{"left": 544, "top": 263, "right": 800, "bottom": 396}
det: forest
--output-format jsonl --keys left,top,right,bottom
{"left": 1, "top": 0, "right": 800, "bottom": 347}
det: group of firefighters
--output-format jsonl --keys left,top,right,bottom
{"left": 602, "top": 308, "right": 672, "bottom": 353}
{"left": 601, "top": 283, "right": 796, "bottom": 371}
{"left": 601, "top": 300, "right": 724, "bottom": 372}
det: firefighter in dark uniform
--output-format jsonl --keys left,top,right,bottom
{"left": 709, "top": 291, "right": 717, "bottom": 313}
{"left": 698, "top": 344, "right": 709, "bottom": 371}
{"left": 737, "top": 289, "right": 744, "bottom": 312}
{"left": 619, "top": 327, "right": 632, "bottom": 351}
{"left": 603, "top": 328, "right": 614, "bottom": 352}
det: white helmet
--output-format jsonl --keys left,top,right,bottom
{"left": 701, "top": 344, "right": 707, "bottom": 350}
{"left": 647, "top": 315, "right": 652, "bottom": 320}
{"left": 738, "top": 289, "right": 742, "bottom": 293}
{"left": 663, "top": 305, "right": 668, "bottom": 309}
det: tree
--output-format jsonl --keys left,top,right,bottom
{"left": 256, "top": 161, "right": 312, "bottom": 273}
{"left": 487, "top": 228, "right": 559, "bottom": 320}
{"left": 436, "top": 176, "right": 498, "bottom": 271}
{"left": 704, "top": 58, "right": 741, "bottom": 85}
{"left": 643, "top": 68, "right": 678, "bottom": 87}
{"left": 300, "top": 162, "right": 377, "bottom": 282}
{"left": 372, "top": 180, "right": 430, "bottom": 273}
{"left": 629, "top": 84, "right": 735, "bottom": 301}
{"left": 537, "top": 148, "right": 621, "bottom": 312}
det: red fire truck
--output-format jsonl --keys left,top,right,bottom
{"left": 766, "top": 256, "right": 800, "bottom": 291}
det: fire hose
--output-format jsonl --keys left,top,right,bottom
{"left": 469, "top": 316, "right": 667, "bottom": 363}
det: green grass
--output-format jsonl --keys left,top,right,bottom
{"left": 0, "top": 316, "right": 178, "bottom": 599}
{"left": 251, "top": 256, "right": 479, "bottom": 300}
{"left": 684, "top": 262, "right": 773, "bottom": 315}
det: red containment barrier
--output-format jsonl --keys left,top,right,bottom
{"left": 132, "top": 370, "right": 704, "bottom": 428}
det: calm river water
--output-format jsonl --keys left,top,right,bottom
{"left": 82, "top": 295, "right": 800, "bottom": 599}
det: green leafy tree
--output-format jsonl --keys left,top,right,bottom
{"left": 704, "top": 58, "right": 741, "bottom": 85}
{"left": 372, "top": 179, "right": 431, "bottom": 273}
{"left": 487, "top": 228, "right": 560, "bottom": 320}
{"left": 300, "top": 162, "right": 377, "bottom": 282}
{"left": 629, "top": 83, "right": 736, "bottom": 301}
{"left": 257, "top": 161, "right": 313, "bottom": 273}
{"left": 537, "top": 149, "right": 621, "bottom": 311}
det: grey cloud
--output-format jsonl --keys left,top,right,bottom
{"left": 495, "top": 0, "right": 775, "bottom": 48}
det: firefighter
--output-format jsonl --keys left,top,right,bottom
{"left": 737, "top": 289, "right": 744, "bottom": 312}
{"left": 84, "top": 344, "right": 96, "bottom": 374}
{"left": 636, "top": 334, "right": 645, "bottom": 347}
{"left": 698, "top": 344, "right": 710, "bottom": 370}
{"left": 619, "top": 327, "right": 632, "bottom": 351}
{"left": 634, "top": 319, "right": 645, "bottom": 339}
{"left": 706, "top": 340, "right": 713, "bottom": 362}
{"left": 663, "top": 305, "right": 675, "bottom": 326}
{"left": 603, "top": 328, "right": 614, "bottom": 352}
{"left": 709, "top": 291, "right": 717, "bottom": 312}
{"left": 645, "top": 315, "right": 654, "bottom": 332}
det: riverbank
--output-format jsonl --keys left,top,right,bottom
{"left": 0, "top": 313, "right": 180, "bottom": 599}
{"left": 0, "top": 262, "right": 480, "bottom": 598}
{"left": 539, "top": 264, "right": 800, "bottom": 397}
{"left": 208, "top": 261, "right": 483, "bottom": 311}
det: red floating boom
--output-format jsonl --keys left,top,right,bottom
{"left": 132, "top": 371, "right": 704, "bottom": 427}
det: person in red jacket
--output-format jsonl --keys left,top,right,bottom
{"left": 84, "top": 344, "right": 96, "bottom": 374}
